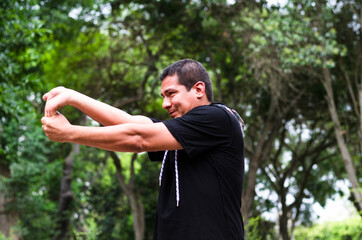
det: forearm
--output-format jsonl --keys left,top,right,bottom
{"left": 42, "top": 114, "right": 182, "bottom": 152}
{"left": 44, "top": 87, "right": 152, "bottom": 126}
{"left": 67, "top": 124, "right": 144, "bottom": 152}
{"left": 69, "top": 91, "right": 152, "bottom": 126}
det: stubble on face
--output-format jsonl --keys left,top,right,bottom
{"left": 161, "top": 75, "right": 195, "bottom": 118}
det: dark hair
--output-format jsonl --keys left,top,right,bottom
{"left": 160, "top": 59, "right": 214, "bottom": 102}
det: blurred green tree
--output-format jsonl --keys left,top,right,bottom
{"left": 1, "top": 1, "right": 360, "bottom": 239}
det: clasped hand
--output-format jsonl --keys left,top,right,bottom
{"left": 41, "top": 87, "right": 73, "bottom": 142}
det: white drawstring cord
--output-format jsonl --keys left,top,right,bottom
{"left": 159, "top": 150, "right": 168, "bottom": 186}
{"left": 158, "top": 150, "right": 180, "bottom": 207}
{"left": 174, "top": 150, "right": 180, "bottom": 206}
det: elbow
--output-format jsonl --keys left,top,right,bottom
{"left": 132, "top": 135, "right": 148, "bottom": 153}
{"left": 134, "top": 143, "right": 145, "bottom": 153}
{"left": 118, "top": 124, "right": 152, "bottom": 153}
{"left": 111, "top": 134, "right": 145, "bottom": 153}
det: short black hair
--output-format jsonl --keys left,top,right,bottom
{"left": 160, "top": 59, "right": 214, "bottom": 102}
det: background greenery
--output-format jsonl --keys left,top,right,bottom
{"left": 0, "top": 0, "right": 361, "bottom": 239}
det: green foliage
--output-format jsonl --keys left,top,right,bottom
{"left": 247, "top": 216, "right": 262, "bottom": 240}
{"left": 245, "top": 215, "right": 277, "bottom": 240}
{"left": 0, "top": 1, "right": 46, "bottom": 123}
{"left": 75, "top": 151, "right": 134, "bottom": 239}
{"left": 0, "top": 233, "right": 6, "bottom": 240}
{"left": 244, "top": 2, "right": 346, "bottom": 71}
{"left": 1, "top": 0, "right": 361, "bottom": 239}
{"left": 294, "top": 217, "right": 362, "bottom": 240}
{"left": 1, "top": 0, "right": 68, "bottom": 239}
{"left": 73, "top": 217, "right": 98, "bottom": 240}
{"left": 0, "top": 110, "right": 64, "bottom": 239}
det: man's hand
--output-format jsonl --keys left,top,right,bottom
{"left": 43, "top": 87, "right": 75, "bottom": 117}
{"left": 41, "top": 112, "right": 72, "bottom": 142}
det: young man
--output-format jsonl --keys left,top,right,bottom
{"left": 41, "top": 59, "right": 245, "bottom": 240}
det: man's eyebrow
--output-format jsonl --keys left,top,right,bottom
{"left": 161, "top": 88, "right": 176, "bottom": 97}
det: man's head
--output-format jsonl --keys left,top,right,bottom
{"left": 160, "top": 59, "right": 214, "bottom": 102}
{"left": 160, "top": 59, "right": 214, "bottom": 118}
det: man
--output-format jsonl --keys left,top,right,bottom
{"left": 42, "top": 59, "right": 245, "bottom": 240}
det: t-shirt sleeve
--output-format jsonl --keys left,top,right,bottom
{"left": 163, "top": 106, "right": 232, "bottom": 159}
{"left": 147, "top": 118, "right": 165, "bottom": 162}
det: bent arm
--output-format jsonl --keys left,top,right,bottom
{"left": 43, "top": 87, "right": 152, "bottom": 125}
{"left": 42, "top": 114, "right": 181, "bottom": 152}
{"left": 69, "top": 123, "right": 182, "bottom": 152}
{"left": 68, "top": 92, "right": 152, "bottom": 126}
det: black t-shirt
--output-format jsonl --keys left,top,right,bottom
{"left": 148, "top": 103, "right": 244, "bottom": 240}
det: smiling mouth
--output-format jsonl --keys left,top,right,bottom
{"left": 169, "top": 110, "right": 177, "bottom": 117}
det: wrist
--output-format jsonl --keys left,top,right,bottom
{"left": 65, "top": 124, "right": 78, "bottom": 143}
{"left": 67, "top": 89, "right": 81, "bottom": 108}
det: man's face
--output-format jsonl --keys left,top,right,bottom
{"left": 161, "top": 75, "right": 198, "bottom": 118}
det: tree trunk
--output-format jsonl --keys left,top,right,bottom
{"left": 128, "top": 192, "right": 145, "bottom": 240}
{"left": 110, "top": 152, "right": 145, "bottom": 240}
{"left": 242, "top": 116, "right": 279, "bottom": 227}
{"left": 0, "top": 163, "right": 20, "bottom": 240}
{"left": 54, "top": 143, "right": 80, "bottom": 240}
{"left": 277, "top": 184, "right": 289, "bottom": 240}
{"left": 241, "top": 141, "right": 264, "bottom": 227}
{"left": 278, "top": 190, "right": 290, "bottom": 240}
{"left": 278, "top": 211, "right": 290, "bottom": 240}
{"left": 359, "top": 86, "right": 362, "bottom": 153}
{"left": 322, "top": 67, "right": 362, "bottom": 213}
{"left": 241, "top": 88, "right": 285, "bottom": 227}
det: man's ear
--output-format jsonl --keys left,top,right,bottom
{"left": 193, "top": 81, "right": 206, "bottom": 99}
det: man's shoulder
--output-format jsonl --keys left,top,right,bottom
{"left": 188, "top": 103, "right": 227, "bottom": 115}
{"left": 181, "top": 104, "right": 230, "bottom": 124}
{"left": 210, "top": 103, "right": 244, "bottom": 132}
{"left": 191, "top": 103, "right": 240, "bottom": 121}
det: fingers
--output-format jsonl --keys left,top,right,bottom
{"left": 42, "top": 87, "right": 72, "bottom": 140}
{"left": 43, "top": 86, "right": 66, "bottom": 101}
{"left": 42, "top": 92, "right": 49, "bottom": 101}
{"left": 43, "top": 87, "right": 67, "bottom": 117}
{"left": 41, "top": 113, "right": 69, "bottom": 142}
{"left": 43, "top": 89, "right": 57, "bottom": 116}
{"left": 44, "top": 102, "right": 54, "bottom": 117}
{"left": 41, "top": 116, "right": 47, "bottom": 125}
{"left": 41, "top": 116, "right": 49, "bottom": 134}
{"left": 44, "top": 102, "right": 57, "bottom": 117}
{"left": 41, "top": 113, "right": 59, "bottom": 128}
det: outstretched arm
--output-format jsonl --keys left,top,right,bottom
{"left": 41, "top": 113, "right": 182, "bottom": 152}
{"left": 43, "top": 87, "right": 152, "bottom": 125}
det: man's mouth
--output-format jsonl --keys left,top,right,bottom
{"left": 169, "top": 110, "right": 177, "bottom": 118}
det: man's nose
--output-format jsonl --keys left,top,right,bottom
{"left": 162, "top": 97, "right": 171, "bottom": 109}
